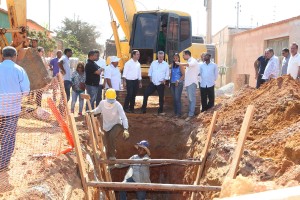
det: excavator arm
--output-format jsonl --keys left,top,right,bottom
{"left": 0, "top": 0, "right": 51, "bottom": 90}
{"left": 106, "top": 0, "right": 137, "bottom": 41}
{"left": 106, "top": 0, "right": 137, "bottom": 68}
{"left": 4, "top": 0, "right": 29, "bottom": 49}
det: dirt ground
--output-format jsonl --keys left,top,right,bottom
{"left": 1, "top": 75, "right": 300, "bottom": 199}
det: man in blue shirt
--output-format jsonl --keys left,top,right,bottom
{"left": 49, "top": 50, "right": 62, "bottom": 77}
{"left": 0, "top": 46, "right": 30, "bottom": 172}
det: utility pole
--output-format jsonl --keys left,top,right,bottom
{"left": 235, "top": 2, "right": 241, "bottom": 29}
{"left": 48, "top": 0, "right": 51, "bottom": 30}
{"left": 204, "top": 0, "right": 212, "bottom": 43}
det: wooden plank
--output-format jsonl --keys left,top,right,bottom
{"left": 85, "top": 114, "right": 102, "bottom": 180}
{"left": 93, "top": 118, "right": 116, "bottom": 200}
{"left": 191, "top": 111, "right": 218, "bottom": 200}
{"left": 87, "top": 181, "right": 221, "bottom": 192}
{"left": 80, "top": 93, "right": 101, "bottom": 147}
{"left": 98, "top": 159, "right": 201, "bottom": 165}
{"left": 57, "top": 73, "right": 71, "bottom": 123}
{"left": 227, "top": 105, "right": 255, "bottom": 179}
{"left": 68, "top": 113, "right": 90, "bottom": 200}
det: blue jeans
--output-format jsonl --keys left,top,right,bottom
{"left": 186, "top": 83, "right": 197, "bottom": 117}
{"left": 119, "top": 177, "right": 146, "bottom": 200}
{"left": 85, "top": 85, "right": 99, "bottom": 110}
{"left": 0, "top": 115, "right": 19, "bottom": 170}
{"left": 170, "top": 82, "right": 183, "bottom": 116}
{"left": 64, "top": 80, "right": 72, "bottom": 102}
{"left": 71, "top": 90, "right": 84, "bottom": 113}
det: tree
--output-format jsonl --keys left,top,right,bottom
{"left": 55, "top": 17, "right": 102, "bottom": 55}
{"left": 27, "top": 30, "right": 56, "bottom": 55}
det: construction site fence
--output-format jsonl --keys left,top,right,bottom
{"left": 0, "top": 75, "right": 73, "bottom": 199}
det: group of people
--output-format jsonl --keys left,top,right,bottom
{"left": 254, "top": 42, "right": 300, "bottom": 88}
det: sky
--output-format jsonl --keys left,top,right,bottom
{"left": 1, "top": 0, "right": 299, "bottom": 45}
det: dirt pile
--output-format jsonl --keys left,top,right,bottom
{"left": 184, "top": 75, "right": 300, "bottom": 199}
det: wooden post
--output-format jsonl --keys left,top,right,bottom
{"left": 57, "top": 73, "right": 71, "bottom": 123}
{"left": 227, "top": 105, "right": 255, "bottom": 179}
{"left": 85, "top": 114, "right": 102, "bottom": 180}
{"left": 68, "top": 113, "right": 90, "bottom": 200}
{"left": 191, "top": 111, "right": 218, "bottom": 200}
{"left": 87, "top": 181, "right": 221, "bottom": 192}
{"left": 80, "top": 93, "right": 101, "bottom": 145}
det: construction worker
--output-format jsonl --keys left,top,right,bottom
{"left": 119, "top": 140, "right": 151, "bottom": 200}
{"left": 88, "top": 88, "right": 129, "bottom": 159}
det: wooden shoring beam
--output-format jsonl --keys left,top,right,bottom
{"left": 69, "top": 113, "right": 90, "bottom": 200}
{"left": 227, "top": 105, "right": 255, "bottom": 179}
{"left": 87, "top": 181, "right": 221, "bottom": 192}
{"left": 191, "top": 111, "right": 218, "bottom": 200}
{"left": 99, "top": 159, "right": 201, "bottom": 165}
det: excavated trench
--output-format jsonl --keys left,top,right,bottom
{"left": 111, "top": 109, "right": 197, "bottom": 200}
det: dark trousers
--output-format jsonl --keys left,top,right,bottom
{"left": 0, "top": 115, "right": 19, "bottom": 171}
{"left": 105, "top": 124, "right": 124, "bottom": 158}
{"left": 124, "top": 79, "right": 139, "bottom": 111}
{"left": 142, "top": 82, "right": 165, "bottom": 113}
{"left": 96, "top": 85, "right": 103, "bottom": 107}
{"left": 200, "top": 85, "right": 215, "bottom": 112}
{"left": 256, "top": 74, "right": 265, "bottom": 89}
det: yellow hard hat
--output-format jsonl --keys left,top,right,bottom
{"left": 105, "top": 88, "right": 117, "bottom": 99}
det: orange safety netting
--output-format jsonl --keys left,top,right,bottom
{"left": 0, "top": 76, "right": 74, "bottom": 198}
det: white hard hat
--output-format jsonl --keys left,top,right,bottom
{"left": 110, "top": 56, "right": 120, "bottom": 63}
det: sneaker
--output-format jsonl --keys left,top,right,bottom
{"left": 158, "top": 112, "right": 166, "bottom": 116}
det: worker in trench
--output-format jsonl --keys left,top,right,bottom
{"left": 87, "top": 88, "right": 129, "bottom": 160}
{"left": 116, "top": 140, "right": 151, "bottom": 200}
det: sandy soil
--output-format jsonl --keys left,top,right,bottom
{"left": 2, "top": 75, "right": 300, "bottom": 200}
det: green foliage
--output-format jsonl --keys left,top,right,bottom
{"left": 27, "top": 30, "right": 56, "bottom": 54}
{"left": 55, "top": 17, "right": 102, "bottom": 57}
{"left": 61, "top": 34, "right": 86, "bottom": 60}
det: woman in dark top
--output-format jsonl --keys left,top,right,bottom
{"left": 170, "top": 53, "right": 185, "bottom": 117}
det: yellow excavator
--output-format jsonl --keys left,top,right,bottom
{"left": 106, "top": 0, "right": 217, "bottom": 77}
{"left": 0, "top": 0, "right": 51, "bottom": 90}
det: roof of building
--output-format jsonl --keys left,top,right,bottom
{"left": 0, "top": 7, "right": 51, "bottom": 33}
{"left": 233, "top": 15, "right": 300, "bottom": 36}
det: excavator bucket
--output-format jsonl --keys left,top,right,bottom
{"left": 18, "top": 48, "right": 52, "bottom": 90}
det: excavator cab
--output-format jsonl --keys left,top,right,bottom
{"left": 130, "top": 11, "right": 192, "bottom": 67}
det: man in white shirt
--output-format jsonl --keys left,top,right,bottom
{"left": 198, "top": 52, "right": 205, "bottom": 86}
{"left": 58, "top": 48, "right": 73, "bottom": 101}
{"left": 90, "top": 89, "right": 129, "bottom": 159}
{"left": 141, "top": 51, "right": 169, "bottom": 114}
{"left": 94, "top": 50, "right": 106, "bottom": 106}
{"left": 104, "top": 56, "right": 122, "bottom": 96}
{"left": 122, "top": 50, "right": 142, "bottom": 113}
{"left": 176, "top": 50, "right": 199, "bottom": 120}
{"left": 262, "top": 48, "right": 280, "bottom": 81}
{"left": 281, "top": 48, "right": 290, "bottom": 75}
{"left": 199, "top": 53, "right": 218, "bottom": 112}
{"left": 287, "top": 43, "right": 300, "bottom": 80}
